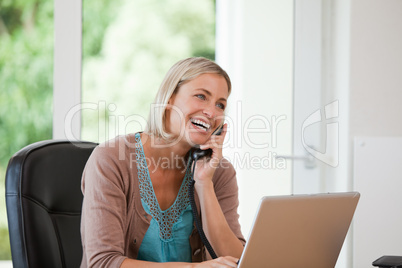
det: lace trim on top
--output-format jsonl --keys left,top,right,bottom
{"left": 134, "top": 133, "right": 193, "bottom": 241}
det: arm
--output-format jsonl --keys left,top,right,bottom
{"left": 81, "top": 145, "right": 130, "bottom": 267}
{"left": 194, "top": 124, "right": 245, "bottom": 259}
{"left": 194, "top": 161, "right": 244, "bottom": 259}
{"left": 120, "top": 257, "right": 239, "bottom": 268}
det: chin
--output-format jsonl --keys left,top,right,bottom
{"left": 186, "top": 133, "right": 210, "bottom": 147}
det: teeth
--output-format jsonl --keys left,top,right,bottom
{"left": 191, "top": 118, "right": 210, "bottom": 129}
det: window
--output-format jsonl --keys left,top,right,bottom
{"left": 81, "top": 0, "right": 216, "bottom": 143}
{"left": 0, "top": 0, "right": 53, "bottom": 259}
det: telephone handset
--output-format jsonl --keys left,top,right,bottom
{"left": 189, "top": 125, "right": 223, "bottom": 260}
{"left": 191, "top": 126, "right": 223, "bottom": 160}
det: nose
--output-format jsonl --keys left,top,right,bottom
{"left": 203, "top": 105, "right": 215, "bottom": 118}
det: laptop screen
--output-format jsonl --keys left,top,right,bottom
{"left": 238, "top": 192, "right": 360, "bottom": 268}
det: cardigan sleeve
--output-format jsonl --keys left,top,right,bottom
{"left": 80, "top": 142, "right": 129, "bottom": 268}
{"left": 212, "top": 158, "right": 246, "bottom": 246}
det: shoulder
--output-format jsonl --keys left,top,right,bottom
{"left": 88, "top": 133, "right": 138, "bottom": 164}
{"left": 84, "top": 134, "right": 139, "bottom": 181}
{"left": 82, "top": 134, "right": 139, "bottom": 189}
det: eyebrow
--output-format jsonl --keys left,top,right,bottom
{"left": 197, "top": 88, "right": 227, "bottom": 103}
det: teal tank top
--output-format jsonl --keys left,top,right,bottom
{"left": 134, "top": 133, "right": 194, "bottom": 262}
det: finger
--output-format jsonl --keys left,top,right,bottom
{"left": 221, "top": 256, "right": 239, "bottom": 263}
{"left": 221, "top": 123, "right": 228, "bottom": 140}
{"left": 207, "top": 134, "right": 225, "bottom": 150}
{"left": 199, "top": 142, "right": 217, "bottom": 151}
{"left": 199, "top": 123, "right": 227, "bottom": 149}
{"left": 214, "top": 256, "right": 238, "bottom": 267}
{"left": 199, "top": 139, "right": 220, "bottom": 150}
{"left": 199, "top": 142, "right": 211, "bottom": 150}
{"left": 210, "top": 123, "right": 227, "bottom": 146}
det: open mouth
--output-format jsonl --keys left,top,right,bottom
{"left": 190, "top": 118, "right": 211, "bottom": 132}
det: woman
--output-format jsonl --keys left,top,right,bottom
{"left": 80, "top": 57, "right": 245, "bottom": 267}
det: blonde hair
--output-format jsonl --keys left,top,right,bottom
{"left": 145, "top": 57, "right": 231, "bottom": 140}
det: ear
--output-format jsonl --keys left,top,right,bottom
{"left": 167, "top": 93, "right": 176, "bottom": 107}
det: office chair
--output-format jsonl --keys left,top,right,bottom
{"left": 373, "top": 256, "right": 402, "bottom": 268}
{"left": 5, "top": 140, "right": 97, "bottom": 268}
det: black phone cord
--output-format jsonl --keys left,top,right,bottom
{"left": 188, "top": 159, "right": 218, "bottom": 259}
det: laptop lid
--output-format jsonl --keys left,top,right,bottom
{"left": 238, "top": 192, "right": 360, "bottom": 268}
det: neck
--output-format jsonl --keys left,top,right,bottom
{"left": 141, "top": 133, "right": 192, "bottom": 171}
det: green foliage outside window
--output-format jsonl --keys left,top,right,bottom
{"left": 0, "top": 0, "right": 53, "bottom": 260}
{"left": 82, "top": 0, "right": 215, "bottom": 143}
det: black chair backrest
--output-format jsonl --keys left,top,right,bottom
{"left": 5, "top": 140, "right": 97, "bottom": 268}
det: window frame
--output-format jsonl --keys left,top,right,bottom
{"left": 53, "top": 0, "right": 82, "bottom": 140}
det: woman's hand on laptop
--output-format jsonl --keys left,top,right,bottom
{"left": 195, "top": 256, "right": 239, "bottom": 267}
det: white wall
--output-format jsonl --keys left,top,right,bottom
{"left": 353, "top": 137, "right": 402, "bottom": 267}
{"left": 348, "top": 0, "right": 402, "bottom": 266}
{"left": 349, "top": 0, "right": 402, "bottom": 137}
{"left": 216, "top": 0, "right": 294, "bottom": 237}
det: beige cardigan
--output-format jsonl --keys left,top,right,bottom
{"left": 80, "top": 134, "right": 245, "bottom": 267}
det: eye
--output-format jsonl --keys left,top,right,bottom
{"left": 195, "top": 94, "right": 206, "bottom": 100}
{"left": 216, "top": 102, "right": 225, "bottom": 110}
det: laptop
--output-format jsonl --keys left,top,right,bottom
{"left": 238, "top": 192, "right": 360, "bottom": 268}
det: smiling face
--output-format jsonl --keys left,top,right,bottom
{"left": 165, "top": 73, "right": 229, "bottom": 146}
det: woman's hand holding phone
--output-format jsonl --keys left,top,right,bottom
{"left": 193, "top": 123, "right": 227, "bottom": 188}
